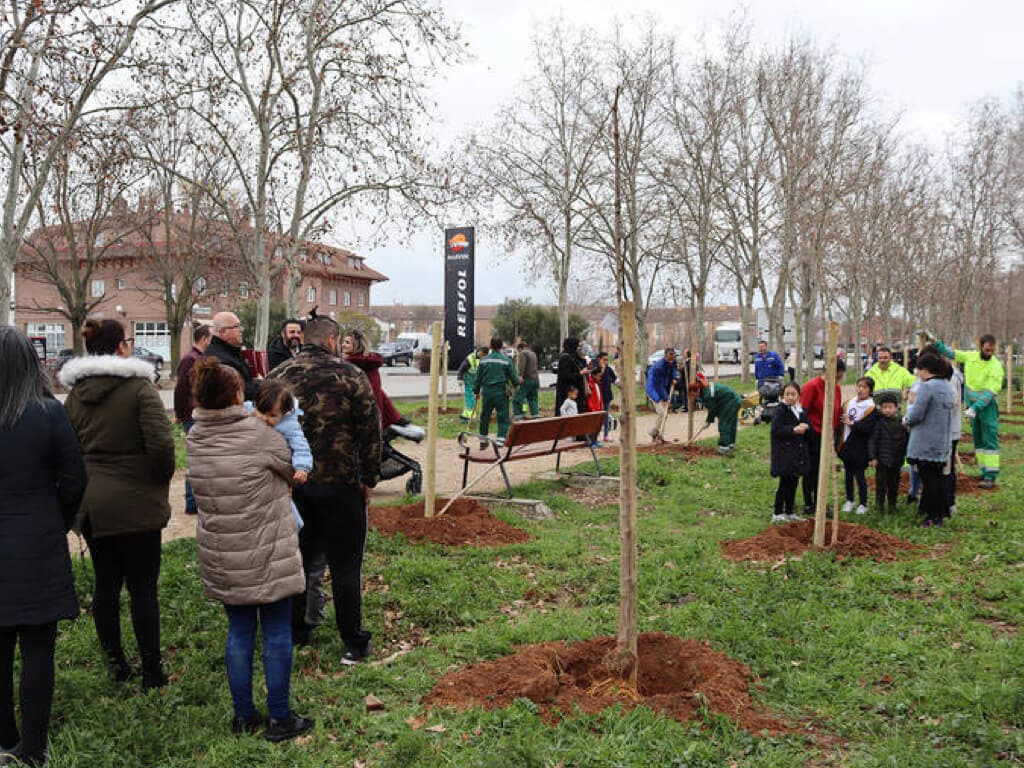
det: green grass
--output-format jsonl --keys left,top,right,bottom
{"left": 36, "top": 417, "right": 1024, "bottom": 766}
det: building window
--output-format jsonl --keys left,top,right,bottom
{"left": 220, "top": 281, "right": 229, "bottom": 298}
{"left": 26, "top": 323, "right": 66, "bottom": 357}
{"left": 343, "top": 291, "right": 351, "bottom": 307}
{"left": 306, "top": 285, "right": 315, "bottom": 303}
{"left": 90, "top": 279, "right": 105, "bottom": 298}
{"left": 195, "top": 276, "right": 207, "bottom": 295}
{"left": 357, "top": 292, "right": 365, "bottom": 307}
{"left": 328, "top": 289, "right": 337, "bottom": 306}
{"left": 403, "top": 321, "right": 415, "bottom": 332}
{"left": 239, "top": 282, "right": 249, "bottom": 299}
{"left": 116, "top": 278, "right": 126, "bottom": 290}
{"left": 133, "top": 321, "right": 170, "bottom": 361}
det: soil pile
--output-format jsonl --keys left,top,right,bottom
{"left": 721, "top": 520, "right": 921, "bottom": 563}
{"left": 632, "top": 443, "right": 720, "bottom": 459}
{"left": 866, "top": 473, "right": 987, "bottom": 496}
{"left": 370, "top": 498, "right": 530, "bottom": 547}
{"left": 425, "top": 631, "right": 788, "bottom": 735}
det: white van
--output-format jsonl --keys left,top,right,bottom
{"left": 396, "top": 332, "right": 433, "bottom": 353}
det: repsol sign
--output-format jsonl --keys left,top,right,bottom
{"left": 444, "top": 227, "right": 475, "bottom": 371}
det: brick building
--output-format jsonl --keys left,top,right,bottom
{"left": 13, "top": 214, "right": 387, "bottom": 362}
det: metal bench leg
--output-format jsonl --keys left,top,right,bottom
{"left": 462, "top": 455, "right": 470, "bottom": 489}
{"left": 555, "top": 451, "right": 562, "bottom": 473}
{"left": 589, "top": 444, "right": 601, "bottom": 476}
{"left": 499, "top": 461, "right": 513, "bottom": 498}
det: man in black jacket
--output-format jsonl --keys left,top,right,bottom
{"left": 267, "top": 318, "right": 304, "bottom": 371}
{"left": 206, "top": 311, "right": 260, "bottom": 401}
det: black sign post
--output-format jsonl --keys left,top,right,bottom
{"left": 443, "top": 227, "right": 475, "bottom": 371}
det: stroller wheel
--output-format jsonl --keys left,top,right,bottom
{"left": 406, "top": 473, "right": 422, "bottom": 495}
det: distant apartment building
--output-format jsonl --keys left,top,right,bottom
{"left": 13, "top": 210, "right": 387, "bottom": 361}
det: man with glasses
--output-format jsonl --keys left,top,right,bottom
{"left": 205, "top": 311, "right": 260, "bottom": 400}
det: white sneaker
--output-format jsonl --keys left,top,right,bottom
{"left": 948, "top": 503, "right": 957, "bottom": 516}
{"left": 855, "top": 504, "right": 868, "bottom": 516}
{"left": 785, "top": 513, "right": 805, "bottom": 522}
{"left": 771, "top": 513, "right": 789, "bottom": 523}
{"left": 841, "top": 500, "right": 855, "bottom": 513}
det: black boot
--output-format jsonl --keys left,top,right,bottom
{"left": 105, "top": 650, "right": 135, "bottom": 683}
{"left": 141, "top": 656, "right": 168, "bottom": 690}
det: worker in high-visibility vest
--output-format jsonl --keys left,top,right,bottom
{"left": 457, "top": 347, "right": 486, "bottom": 421}
{"left": 927, "top": 331, "right": 1004, "bottom": 489}
{"left": 865, "top": 346, "right": 916, "bottom": 407}
{"left": 474, "top": 337, "right": 520, "bottom": 442}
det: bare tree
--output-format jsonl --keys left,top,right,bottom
{"left": 131, "top": 104, "right": 238, "bottom": 368}
{"left": 579, "top": 22, "right": 674, "bottom": 365}
{"left": 465, "top": 21, "right": 604, "bottom": 341}
{"left": 660, "top": 36, "right": 738, "bottom": 363}
{"left": 0, "top": 0, "right": 176, "bottom": 326}
{"left": 16, "top": 121, "right": 142, "bottom": 353}
{"left": 180, "top": 0, "right": 460, "bottom": 350}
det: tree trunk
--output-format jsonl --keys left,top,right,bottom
{"left": 255, "top": 267, "right": 272, "bottom": 352}
{"left": 0, "top": 252, "right": 11, "bottom": 327}
{"left": 739, "top": 300, "right": 754, "bottom": 384}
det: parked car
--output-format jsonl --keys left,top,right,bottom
{"left": 55, "top": 348, "right": 75, "bottom": 371}
{"left": 132, "top": 345, "right": 164, "bottom": 381}
{"left": 376, "top": 342, "right": 414, "bottom": 367}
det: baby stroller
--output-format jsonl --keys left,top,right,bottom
{"left": 381, "top": 421, "right": 425, "bottom": 494}
{"left": 754, "top": 376, "right": 783, "bottom": 425}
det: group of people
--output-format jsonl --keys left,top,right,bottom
{"left": 645, "top": 347, "right": 743, "bottom": 453}
{"left": 457, "top": 336, "right": 618, "bottom": 446}
{"left": 0, "top": 310, "right": 403, "bottom": 764}
{"left": 769, "top": 333, "right": 1004, "bottom": 528}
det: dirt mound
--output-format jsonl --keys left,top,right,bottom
{"left": 424, "top": 631, "right": 789, "bottom": 735}
{"left": 721, "top": 520, "right": 921, "bottom": 563}
{"left": 959, "top": 432, "right": 1019, "bottom": 444}
{"left": 414, "top": 406, "right": 464, "bottom": 416}
{"left": 634, "top": 442, "right": 720, "bottom": 459}
{"left": 865, "top": 473, "right": 987, "bottom": 496}
{"left": 369, "top": 498, "right": 530, "bottom": 547}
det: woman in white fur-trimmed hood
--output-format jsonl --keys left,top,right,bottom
{"left": 60, "top": 319, "right": 175, "bottom": 691}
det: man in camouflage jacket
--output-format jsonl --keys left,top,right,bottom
{"left": 268, "top": 317, "right": 382, "bottom": 662}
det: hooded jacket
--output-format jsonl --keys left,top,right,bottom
{"left": 60, "top": 355, "right": 175, "bottom": 538}
{"left": 187, "top": 405, "right": 304, "bottom": 605}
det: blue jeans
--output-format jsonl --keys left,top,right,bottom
{"left": 183, "top": 420, "right": 196, "bottom": 511}
{"left": 223, "top": 598, "right": 292, "bottom": 720}
{"left": 908, "top": 463, "right": 921, "bottom": 498}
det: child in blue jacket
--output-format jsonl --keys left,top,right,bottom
{"left": 247, "top": 380, "right": 312, "bottom": 530}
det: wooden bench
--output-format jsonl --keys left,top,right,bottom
{"left": 458, "top": 411, "right": 608, "bottom": 498}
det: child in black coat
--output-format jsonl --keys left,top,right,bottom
{"left": 837, "top": 377, "right": 878, "bottom": 515}
{"left": 770, "top": 381, "right": 811, "bottom": 522}
{"left": 868, "top": 391, "right": 909, "bottom": 513}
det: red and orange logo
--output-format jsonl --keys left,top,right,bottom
{"left": 447, "top": 232, "right": 469, "bottom": 254}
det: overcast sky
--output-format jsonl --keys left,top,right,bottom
{"left": 361, "top": 0, "right": 1024, "bottom": 308}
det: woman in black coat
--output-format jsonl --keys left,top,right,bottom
{"left": 555, "top": 337, "right": 588, "bottom": 416}
{"left": 0, "top": 327, "right": 86, "bottom": 767}
{"left": 770, "top": 382, "right": 811, "bottom": 522}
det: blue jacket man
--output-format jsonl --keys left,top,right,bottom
{"left": 646, "top": 349, "right": 679, "bottom": 402}
{"left": 753, "top": 340, "right": 785, "bottom": 384}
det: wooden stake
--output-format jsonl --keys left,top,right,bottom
{"left": 713, "top": 341, "right": 719, "bottom": 382}
{"left": 1007, "top": 344, "right": 1013, "bottom": 415}
{"left": 442, "top": 341, "right": 450, "bottom": 412}
{"left": 687, "top": 325, "right": 696, "bottom": 442}
{"left": 618, "top": 302, "right": 639, "bottom": 685}
{"left": 424, "top": 321, "right": 442, "bottom": 517}
{"left": 814, "top": 321, "right": 840, "bottom": 548}
{"left": 613, "top": 85, "right": 638, "bottom": 686}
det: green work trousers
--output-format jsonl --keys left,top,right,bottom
{"left": 462, "top": 387, "right": 477, "bottom": 420}
{"left": 715, "top": 399, "right": 740, "bottom": 448}
{"left": 973, "top": 400, "right": 1000, "bottom": 482}
{"left": 479, "top": 389, "right": 511, "bottom": 439}
{"left": 513, "top": 379, "right": 540, "bottom": 417}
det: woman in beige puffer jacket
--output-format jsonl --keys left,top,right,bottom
{"left": 185, "top": 358, "right": 312, "bottom": 741}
